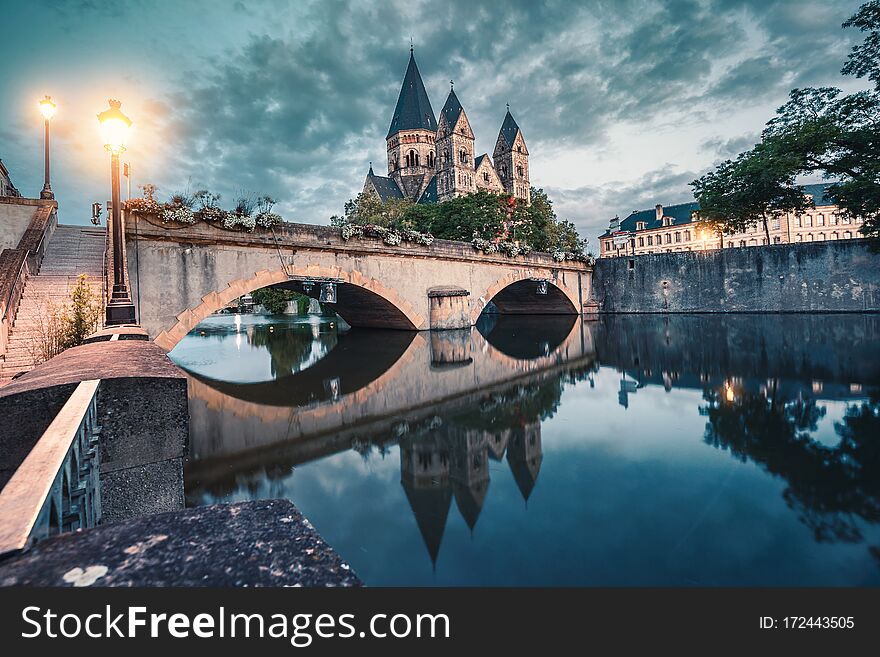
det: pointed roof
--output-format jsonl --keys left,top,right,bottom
{"left": 417, "top": 175, "right": 438, "bottom": 204}
{"left": 387, "top": 52, "right": 437, "bottom": 139}
{"left": 453, "top": 479, "right": 489, "bottom": 531}
{"left": 364, "top": 167, "right": 404, "bottom": 202}
{"left": 497, "top": 109, "right": 522, "bottom": 148}
{"left": 439, "top": 88, "right": 465, "bottom": 132}
{"left": 401, "top": 478, "right": 452, "bottom": 566}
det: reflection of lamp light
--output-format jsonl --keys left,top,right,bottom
{"left": 536, "top": 280, "right": 548, "bottom": 295}
{"left": 725, "top": 383, "right": 735, "bottom": 402}
{"left": 320, "top": 282, "right": 337, "bottom": 304}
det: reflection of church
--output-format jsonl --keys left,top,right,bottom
{"left": 400, "top": 419, "right": 543, "bottom": 565}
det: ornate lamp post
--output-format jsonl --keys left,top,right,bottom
{"left": 98, "top": 99, "right": 136, "bottom": 325}
{"left": 38, "top": 95, "right": 56, "bottom": 200}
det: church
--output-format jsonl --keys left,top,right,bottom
{"left": 363, "top": 48, "right": 531, "bottom": 206}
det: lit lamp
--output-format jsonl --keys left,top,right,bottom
{"left": 98, "top": 99, "right": 136, "bottom": 325}
{"left": 38, "top": 95, "right": 57, "bottom": 199}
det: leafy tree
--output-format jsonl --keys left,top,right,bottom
{"left": 692, "top": 1, "right": 880, "bottom": 239}
{"left": 693, "top": 147, "right": 812, "bottom": 243}
{"left": 64, "top": 274, "right": 102, "bottom": 348}
{"left": 332, "top": 186, "right": 591, "bottom": 254}
{"left": 251, "top": 287, "right": 312, "bottom": 315}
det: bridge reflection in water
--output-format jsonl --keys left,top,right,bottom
{"left": 174, "top": 313, "right": 880, "bottom": 586}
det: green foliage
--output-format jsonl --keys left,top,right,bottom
{"left": 64, "top": 275, "right": 102, "bottom": 348}
{"left": 842, "top": 0, "right": 880, "bottom": 89}
{"left": 333, "top": 186, "right": 590, "bottom": 254}
{"left": 692, "top": 1, "right": 880, "bottom": 240}
{"left": 251, "top": 287, "right": 311, "bottom": 315}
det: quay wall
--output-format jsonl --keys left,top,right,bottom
{"left": 593, "top": 239, "right": 880, "bottom": 313}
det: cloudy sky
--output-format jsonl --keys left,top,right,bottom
{"left": 0, "top": 0, "right": 869, "bottom": 244}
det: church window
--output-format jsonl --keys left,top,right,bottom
{"left": 459, "top": 149, "right": 469, "bottom": 164}
{"left": 483, "top": 171, "right": 489, "bottom": 183}
{"left": 427, "top": 152, "right": 435, "bottom": 168}
{"left": 501, "top": 164, "right": 508, "bottom": 177}
{"left": 516, "top": 165, "right": 524, "bottom": 178}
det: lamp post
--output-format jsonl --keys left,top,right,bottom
{"left": 98, "top": 99, "right": 136, "bottom": 325}
{"left": 38, "top": 95, "right": 56, "bottom": 200}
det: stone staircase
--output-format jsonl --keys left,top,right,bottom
{"left": 0, "top": 225, "right": 105, "bottom": 383}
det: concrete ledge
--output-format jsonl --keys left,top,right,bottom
{"left": 0, "top": 500, "right": 362, "bottom": 587}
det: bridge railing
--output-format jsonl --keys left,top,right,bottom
{"left": 0, "top": 379, "right": 102, "bottom": 558}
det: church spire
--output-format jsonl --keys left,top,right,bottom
{"left": 386, "top": 50, "right": 437, "bottom": 139}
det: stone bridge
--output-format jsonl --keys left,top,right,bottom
{"left": 123, "top": 213, "right": 593, "bottom": 350}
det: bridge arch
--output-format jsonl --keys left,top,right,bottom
{"left": 153, "top": 265, "right": 423, "bottom": 352}
{"left": 471, "top": 272, "right": 580, "bottom": 324}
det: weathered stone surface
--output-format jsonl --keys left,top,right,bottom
{"left": 594, "top": 240, "right": 880, "bottom": 313}
{"left": 124, "top": 213, "right": 591, "bottom": 349}
{"left": 0, "top": 500, "right": 361, "bottom": 587}
{"left": 0, "top": 339, "right": 189, "bottom": 522}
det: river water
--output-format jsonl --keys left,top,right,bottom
{"left": 169, "top": 312, "right": 880, "bottom": 586}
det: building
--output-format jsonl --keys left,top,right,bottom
{"left": 363, "top": 49, "right": 530, "bottom": 206}
{"left": 598, "top": 183, "right": 867, "bottom": 258}
{"left": 0, "top": 159, "right": 21, "bottom": 197}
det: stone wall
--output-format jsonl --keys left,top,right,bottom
{"left": 0, "top": 338, "right": 189, "bottom": 523}
{"left": 0, "top": 198, "right": 40, "bottom": 251}
{"left": 593, "top": 239, "right": 879, "bottom": 313}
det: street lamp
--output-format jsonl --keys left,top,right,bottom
{"left": 38, "top": 95, "right": 56, "bottom": 199}
{"left": 98, "top": 99, "right": 136, "bottom": 325}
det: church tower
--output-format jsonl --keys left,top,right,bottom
{"left": 493, "top": 107, "right": 530, "bottom": 204}
{"left": 386, "top": 48, "right": 438, "bottom": 201}
{"left": 435, "top": 84, "right": 476, "bottom": 202}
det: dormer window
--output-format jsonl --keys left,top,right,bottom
{"left": 636, "top": 221, "right": 647, "bottom": 231}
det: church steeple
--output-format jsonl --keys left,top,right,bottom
{"left": 386, "top": 51, "right": 437, "bottom": 138}
{"left": 493, "top": 107, "right": 530, "bottom": 203}
{"left": 435, "top": 87, "right": 475, "bottom": 201}
{"left": 385, "top": 50, "right": 437, "bottom": 199}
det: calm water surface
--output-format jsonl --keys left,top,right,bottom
{"left": 170, "top": 313, "right": 880, "bottom": 586}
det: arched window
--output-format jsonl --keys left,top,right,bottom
{"left": 844, "top": 231, "right": 852, "bottom": 239}
{"left": 483, "top": 171, "right": 489, "bottom": 183}
{"left": 406, "top": 149, "right": 419, "bottom": 168}
{"left": 459, "top": 149, "right": 468, "bottom": 164}
{"left": 427, "top": 152, "right": 435, "bottom": 168}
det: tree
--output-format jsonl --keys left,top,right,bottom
{"left": 332, "top": 186, "right": 591, "bottom": 255}
{"left": 691, "top": 1, "right": 880, "bottom": 240}
{"left": 251, "top": 287, "right": 311, "bottom": 315}
{"left": 692, "top": 147, "right": 812, "bottom": 243}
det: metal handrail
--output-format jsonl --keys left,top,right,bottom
{"left": 0, "top": 379, "right": 102, "bottom": 557}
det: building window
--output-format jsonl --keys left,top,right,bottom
{"left": 845, "top": 231, "right": 852, "bottom": 238}
{"left": 406, "top": 149, "right": 419, "bottom": 168}
{"left": 636, "top": 221, "right": 647, "bottom": 230}
{"left": 427, "top": 151, "right": 435, "bottom": 168}
{"left": 805, "top": 214, "right": 812, "bottom": 227}
{"left": 771, "top": 217, "right": 780, "bottom": 230}
{"left": 817, "top": 214, "right": 825, "bottom": 226}
{"left": 638, "top": 237, "right": 644, "bottom": 247}
{"left": 831, "top": 232, "right": 838, "bottom": 240}
{"left": 675, "top": 232, "right": 682, "bottom": 243}
{"left": 516, "top": 165, "right": 524, "bottom": 178}
{"left": 647, "top": 236, "right": 653, "bottom": 246}
{"left": 662, "top": 217, "right": 673, "bottom": 227}
{"left": 665, "top": 234, "right": 671, "bottom": 244}
{"left": 774, "top": 236, "right": 781, "bottom": 243}
{"left": 818, "top": 233, "right": 825, "bottom": 240}
{"left": 739, "top": 240, "right": 746, "bottom": 247}
{"left": 459, "top": 149, "right": 469, "bottom": 164}
{"left": 684, "top": 230, "right": 691, "bottom": 241}
{"left": 794, "top": 215, "right": 802, "bottom": 228}
{"left": 482, "top": 171, "right": 489, "bottom": 182}
{"left": 795, "top": 235, "right": 802, "bottom": 242}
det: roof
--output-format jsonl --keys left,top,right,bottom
{"left": 602, "top": 183, "right": 840, "bottom": 237}
{"left": 801, "top": 183, "right": 837, "bottom": 207}
{"left": 439, "top": 89, "right": 465, "bottom": 132}
{"left": 366, "top": 167, "right": 404, "bottom": 202}
{"left": 417, "top": 175, "right": 438, "bottom": 204}
{"left": 497, "top": 109, "right": 521, "bottom": 148}
{"left": 474, "top": 154, "right": 488, "bottom": 169}
{"left": 386, "top": 52, "right": 437, "bottom": 139}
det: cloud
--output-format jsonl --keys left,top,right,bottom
{"left": 0, "top": 0, "right": 868, "bottom": 239}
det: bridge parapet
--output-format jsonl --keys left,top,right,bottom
{"left": 125, "top": 212, "right": 595, "bottom": 347}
